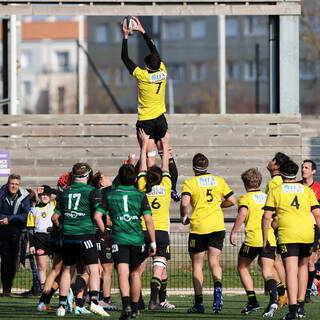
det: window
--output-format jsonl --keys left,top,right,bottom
{"left": 114, "top": 25, "right": 122, "bottom": 43}
{"left": 96, "top": 24, "right": 109, "bottom": 43}
{"left": 56, "top": 52, "right": 70, "bottom": 72}
{"left": 226, "top": 18, "right": 238, "bottom": 37}
{"left": 23, "top": 81, "right": 32, "bottom": 95}
{"left": 300, "top": 60, "right": 316, "bottom": 80}
{"left": 226, "top": 62, "right": 239, "bottom": 81}
{"left": 244, "top": 17, "right": 267, "bottom": 36}
{"left": 58, "top": 86, "right": 65, "bottom": 113}
{"left": 191, "top": 20, "right": 206, "bottom": 39}
{"left": 162, "top": 21, "right": 185, "bottom": 40}
{"left": 21, "top": 51, "right": 32, "bottom": 68}
{"left": 167, "top": 64, "right": 185, "bottom": 83}
{"left": 191, "top": 63, "right": 206, "bottom": 82}
{"left": 244, "top": 61, "right": 257, "bottom": 81}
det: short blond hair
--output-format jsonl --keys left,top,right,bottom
{"left": 241, "top": 168, "right": 262, "bottom": 189}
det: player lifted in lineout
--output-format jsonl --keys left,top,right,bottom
{"left": 121, "top": 16, "right": 180, "bottom": 202}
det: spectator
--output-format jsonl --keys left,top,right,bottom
{"left": 0, "top": 174, "right": 30, "bottom": 296}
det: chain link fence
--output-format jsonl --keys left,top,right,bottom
{"left": 1, "top": 225, "right": 264, "bottom": 294}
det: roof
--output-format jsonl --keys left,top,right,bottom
{"left": 0, "top": 20, "right": 87, "bottom": 41}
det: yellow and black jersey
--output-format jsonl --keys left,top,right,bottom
{"left": 137, "top": 171, "right": 172, "bottom": 232}
{"left": 265, "top": 175, "right": 283, "bottom": 193}
{"left": 182, "top": 174, "right": 233, "bottom": 235}
{"left": 133, "top": 61, "right": 167, "bottom": 121}
{"left": 27, "top": 199, "right": 56, "bottom": 234}
{"left": 265, "top": 182, "right": 320, "bottom": 244}
{"left": 238, "top": 191, "right": 276, "bottom": 247}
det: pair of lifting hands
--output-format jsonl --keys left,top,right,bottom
{"left": 121, "top": 16, "right": 144, "bottom": 38}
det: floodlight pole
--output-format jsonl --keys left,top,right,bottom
{"left": 9, "top": 15, "right": 18, "bottom": 115}
{"left": 218, "top": 15, "right": 226, "bottom": 114}
{"left": 77, "top": 15, "right": 85, "bottom": 115}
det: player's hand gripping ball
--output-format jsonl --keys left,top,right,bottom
{"left": 123, "top": 16, "right": 138, "bottom": 35}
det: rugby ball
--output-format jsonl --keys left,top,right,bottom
{"left": 124, "top": 16, "right": 138, "bottom": 35}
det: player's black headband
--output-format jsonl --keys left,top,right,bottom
{"left": 193, "top": 165, "right": 207, "bottom": 172}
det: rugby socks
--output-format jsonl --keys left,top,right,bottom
{"left": 150, "top": 277, "right": 162, "bottom": 304}
{"left": 169, "top": 158, "right": 178, "bottom": 191}
{"left": 297, "top": 299, "right": 304, "bottom": 309}
{"left": 131, "top": 301, "right": 139, "bottom": 314}
{"left": 265, "top": 277, "right": 277, "bottom": 303}
{"left": 246, "top": 291, "right": 258, "bottom": 306}
{"left": 58, "top": 295, "right": 67, "bottom": 308}
{"left": 103, "top": 296, "right": 111, "bottom": 303}
{"left": 277, "top": 282, "right": 286, "bottom": 297}
{"left": 307, "top": 270, "right": 316, "bottom": 291}
{"left": 122, "top": 296, "right": 131, "bottom": 310}
{"left": 159, "top": 278, "right": 168, "bottom": 303}
{"left": 288, "top": 304, "right": 298, "bottom": 318}
{"left": 89, "top": 290, "right": 99, "bottom": 305}
{"left": 75, "top": 298, "right": 84, "bottom": 308}
{"left": 71, "top": 275, "right": 87, "bottom": 295}
{"left": 195, "top": 294, "right": 203, "bottom": 305}
{"left": 40, "top": 287, "right": 56, "bottom": 304}
{"left": 138, "top": 291, "right": 145, "bottom": 310}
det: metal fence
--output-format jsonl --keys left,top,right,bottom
{"left": 1, "top": 227, "right": 264, "bottom": 295}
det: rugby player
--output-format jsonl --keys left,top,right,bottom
{"left": 52, "top": 163, "right": 108, "bottom": 317}
{"left": 266, "top": 152, "right": 290, "bottom": 308}
{"left": 230, "top": 168, "right": 278, "bottom": 317}
{"left": 180, "top": 153, "right": 236, "bottom": 314}
{"left": 137, "top": 129, "right": 175, "bottom": 310}
{"left": 262, "top": 160, "right": 320, "bottom": 320}
{"left": 120, "top": 17, "right": 180, "bottom": 201}
{"left": 95, "top": 164, "right": 156, "bottom": 320}
{"left": 299, "top": 159, "right": 320, "bottom": 303}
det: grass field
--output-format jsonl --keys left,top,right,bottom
{"left": 0, "top": 294, "right": 319, "bottom": 320}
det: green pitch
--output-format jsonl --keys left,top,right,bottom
{"left": 0, "top": 295, "right": 319, "bottom": 319}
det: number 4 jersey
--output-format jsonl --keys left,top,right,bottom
{"left": 265, "top": 182, "right": 320, "bottom": 244}
{"left": 182, "top": 174, "right": 233, "bottom": 235}
{"left": 54, "top": 182, "right": 101, "bottom": 236}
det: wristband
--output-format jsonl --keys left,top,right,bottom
{"left": 181, "top": 216, "right": 188, "bottom": 224}
{"left": 150, "top": 242, "right": 156, "bottom": 250}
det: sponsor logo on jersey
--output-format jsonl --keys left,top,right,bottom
{"left": 282, "top": 184, "right": 304, "bottom": 193}
{"left": 149, "top": 71, "right": 166, "bottom": 83}
{"left": 252, "top": 193, "right": 267, "bottom": 204}
{"left": 65, "top": 211, "right": 86, "bottom": 218}
{"left": 119, "top": 214, "right": 139, "bottom": 222}
{"left": 147, "top": 185, "right": 165, "bottom": 196}
{"left": 197, "top": 176, "right": 217, "bottom": 187}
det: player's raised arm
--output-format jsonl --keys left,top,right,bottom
{"left": 121, "top": 21, "right": 137, "bottom": 74}
{"left": 134, "top": 17, "right": 160, "bottom": 58}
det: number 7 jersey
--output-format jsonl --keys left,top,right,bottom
{"left": 133, "top": 62, "right": 167, "bottom": 121}
{"left": 182, "top": 174, "right": 233, "bottom": 234}
{"left": 265, "top": 182, "right": 320, "bottom": 244}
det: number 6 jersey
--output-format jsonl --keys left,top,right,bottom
{"left": 182, "top": 174, "right": 233, "bottom": 235}
{"left": 265, "top": 182, "right": 320, "bottom": 244}
{"left": 137, "top": 171, "right": 172, "bottom": 232}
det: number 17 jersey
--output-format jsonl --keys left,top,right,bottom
{"left": 182, "top": 174, "right": 233, "bottom": 235}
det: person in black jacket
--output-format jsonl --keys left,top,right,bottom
{"left": 0, "top": 174, "right": 30, "bottom": 295}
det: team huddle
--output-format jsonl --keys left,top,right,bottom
{"left": 0, "top": 17, "right": 319, "bottom": 320}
